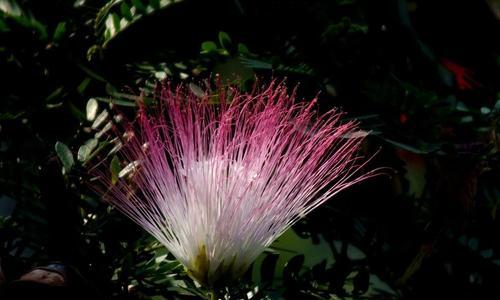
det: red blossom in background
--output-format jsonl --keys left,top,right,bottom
{"left": 441, "top": 58, "right": 481, "bottom": 90}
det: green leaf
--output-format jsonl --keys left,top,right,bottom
{"left": 95, "top": 97, "right": 137, "bottom": 107}
{"left": 95, "top": 0, "right": 174, "bottom": 47}
{"left": 55, "top": 141, "right": 74, "bottom": 173}
{"left": 52, "top": 21, "right": 66, "bottom": 42}
{"left": 189, "top": 83, "right": 204, "bottom": 98}
{"left": 0, "top": 1, "right": 22, "bottom": 16}
{"left": 111, "top": 12, "right": 121, "bottom": 35}
{"left": 237, "top": 43, "right": 250, "bottom": 55}
{"left": 201, "top": 41, "right": 217, "bottom": 53}
{"left": 2, "top": 3, "right": 48, "bottom": 40}
{"left": 120, "top": 2, "right": 133, "bottom": 20}
{"left": 218, "top": 31, "right": 232, "bottom": 50}
{"left": 150, "top": 0, "right": 161, "bottom": 9}
{"left": 131, "top": 0, "right": 146, "bottom": 13}
{"left": 94, "top": 0, "right": 123, "bottom": 32}
{"left": 77, "top": 77, "right": 92, "bottom": 94}
{"left": 0, "top": 111, "right": 24, "bottom": 121}
{"left": 110, "top": 156, "right": 121, "bottom": 184}
{"left": 45, "top": 86, "right": 64, "bottom": 102}
{"left": 91, "top": 110, "right": 109, "bottom": 129}
{"left": 86, "top": 98, "right": 99, "bottom": 121}
{"left": 78, "top": 139, "right": 98, "bottom": 162}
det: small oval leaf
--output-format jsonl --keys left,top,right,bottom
{"left": 201, "top": 41, "right": 217, "bottom": 53}
{"left": 189, "top": 83, "right": 205, "bottom": 98}
{"left": 86, "top": 98, "right": 99, "bottom": 121}
{"left": 55, "top": 141, "right": 74, "bottom": 173}
{"left": 118, "top": 160, "right": 140, "bottom": 179}
{"left": 78, "top": 138, "right": 98, "bottom": 162}
{"left": 91, "top": 110, "right": 109, "bottom": 129}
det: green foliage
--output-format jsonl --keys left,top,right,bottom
{"left": 94, "top": 0, "right": 179, "bottom": 48}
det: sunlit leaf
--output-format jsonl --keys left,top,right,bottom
{"left": 92, "top": 110, "right": 109, "bottom": 129}
{"left": 78, "top": 138, "right": 98, "bottom": 162}
{"left": 95, "top": 97, "right": 137, "bottom": 107}
{"left": 86, "top": 98, "right": 99, "bottom": 121}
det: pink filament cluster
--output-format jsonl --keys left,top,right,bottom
{"left": 98, "top": 82, "right": 379, "bottom": 285}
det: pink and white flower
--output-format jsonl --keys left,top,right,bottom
{"left": 95, "top": 82, "right": 380, "bottom": 286}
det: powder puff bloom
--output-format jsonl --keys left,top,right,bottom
{"left": 94, "top": 82, "right": 380, "bottom": 286}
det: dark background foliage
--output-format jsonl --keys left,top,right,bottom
{"left": 1, "top": 0, "right": 500, "bottom": 299}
